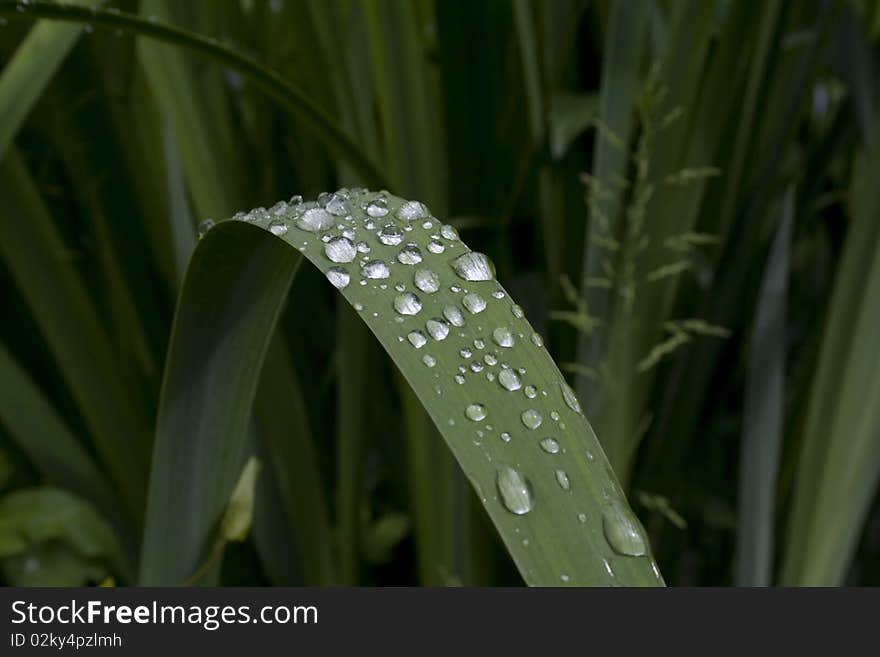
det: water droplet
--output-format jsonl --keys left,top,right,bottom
{"left": 555, "top": 469, "right": 571, "bottom": 491}
{"left": 325, "top": 193, "right": 348, "bottom": 216}
{"left": 197, "top": 219, "right": 215, "bottom": 237}
{"left": 378, "top": 225, "right": 403, "bottom": 246}
{"left": 492, "top": 326, "right": 515, "bottom": 348}
{"left": 521, "top": 409, "right": 542, "bottom": 430}
{"left": 397, "top": 244, "right": 423, "bottom": 265}
{"left": 427, "top": 239, "right": 445, "bottom": 254}
{"left": 492, "top": 290, "right": 505, "bottom": 299}
{"left": 578, "top": 512, "right": 588, "bottom": 523}
{"left": 407, "top": 331, "right": 427, "bottom": 349}
{"left": 394, "top": 292, "right": 422, "bottom": 316}
{"left": 443, "top": 305, "right": 465, "bottom": 327}
{"left": 396, "top": 200, "right": 427, "bottom": 221}
{"left": 367, "top": 198, "right": 389, "bottom": 217}
{"left": 551, "top": 411, "right": 560, "bottom": 422}
{"left": 296, "top": 207, "right": 333, "bottom": 232}
{"left": 602, "top": 503, "right": 648, "bottom": 557}
{"left": 324, "top": 236, "right": 356, "bottom": 263}
{"left": 474, "top": 339, "right": 486, "bottom": 350}
{"left": 560, "top": 573, "right": 570, "bottom": 583}
{"left": 562, "top": 384, "right": 582, "bottom": 414}
{"left": 512, "top": 305, "right": 524, "bottom": 319}
{"left": 470, "top": 361, "right": 484, "bottom": 373}
{"left": 408, "top": 270, "right": 437, "bottom": 295}
{"left": 498, "top": 369, "right": 522, "bottom": 392}
{"left": 356, "top": 241, "right": 371, "bottom": 253}
{"left": 326, "top": 267, "right": 350, "bottom": 289}
{"left": 484, "top": 353, "right": 498, "bottom": 366}
{"left": 268, "top": 220, "right": 288, "bottom": 236}
{"left": 289, "top": 194, "right": 304, "bottom": 205}
{"left": 454, "top": 374, "right": 466, "bottom": 385}
{"left": 500, "top": 432, "right": 512, "bottom": 443}
{"left": 465, "top": 404, "right": 487, "bottom": 422}
{"left": 422, "top": 354, "right": 436, "bottom": 368}
{"left": 440, "top": 224, "right": 459, "bottom": 241}
{"left": 524, "top": 385, "right": 537, "bottom": 399}
{"left": 426, "top": 318, "right": 450, "bottom": 341}
{"left": 451, "top": 252, "right": 495, "bottom": 282}
{"left": 459, "top": 347, "right": 473, "bottom": 358}
{"left": 462, "top": 293, "right": 486, "bottom": 314}
{"left": 539, "top": 437, "right": 559, "bottom": 454}
{"left": 531, "top": 333, "right": 544, "bottom": 348}
{"left": 362, "top": 260, "right": 390, "bottom": 279}
{"left": 496, "top": 466, "right": 534, "bottom": 515}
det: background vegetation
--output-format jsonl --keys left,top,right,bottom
{"left": 1, "top": 0, "right": 879, "bottom": 586}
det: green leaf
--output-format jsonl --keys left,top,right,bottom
{"left": 221, "top": 457, "right": 260, "bottom": 543}
{"left": 140, "top": 192, "right": 663, "bottom": 587}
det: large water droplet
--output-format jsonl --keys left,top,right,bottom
{"left": 602, "top": 503, "right": 648, "bottom": 557}
{"left": 397, "top": 243, "right": 423, "bottom": 265}
{"left": 426, "top": 318, "right": 450, "bottom": 341}
{"left": 492, "top": 326, "right": 515, "bottom": 348}
{"left": 465, "top": 404, "right": 487, "bottom": 422}
{"left": 496, "top": 466, "right": 534, "bottom": 515}
{"left": 396, "top": 200, "right": 428, "bottom": 221}
{"left": 362, "top": 260, "right": 390, "bottom": 279}
{"left": 440, "top": 224, "right": 459, "bottom": 241}
{"left": 521, "top": 409, "right": 543, "bottom": 430}
{"left": 296, "top": 207, "right": 333, "bottom": 232}
{"left": 414, "top": 269, "right": 440, "bottom": 293}
{"left": 324, "top": 236, "right": 356, "bottom": 263}
{"left": 539, "top": 437, "right": 559, "bottom": 454}
{"left": 325, "top": 193, "right": 349, "bottom": 216}
{"left": 443, "top": 305, "right": 465, "bottom": 327}
{"left": 555, "top": 469, "right": 571, "bottom": 491}
{"left": 394, "top": 292, "right": 422, "bottom": 316}
{"left": 562, "top": 384, "right": 582, "bottom": 414}
{"left": 367, "top": 198, "right": 389, "bottom": 217}
{"left": 326, "top": 267, "right": 350, "bottom": 289}
{"left": 408, "top": 331, "right": 427, "bottom": 349}
{"left": 268, "top": 220, "right": 288, "bottom": 236}
{"left": 451, "top": 252, "right": 495, "bottom": 282}
{"left": 498, "top": 369, "right": 522, "bottom": 392}
{"left": 378, "top": 225, "right": 403, "bottom": 246}
{"left": 462, "top": 293, "right": 487, "bottom": 314}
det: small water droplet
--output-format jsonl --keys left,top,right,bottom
{"left": 426, "top": 318, "right": 450, "bottom": 341}
{"left": 451, "top": 252, "right": 495, "bottom": 282}
{"left": 465, "top": 404, "right": 487, "bottom": 421}
{"left": 539, "top": 437, "right": 559, "bottom": 454}
{"left": 394, "top": 292, "right": 422, "bottom": 316}
{"left": 454, "top": 374, "right": 466, "bottom": 385}
{"left": 602, "top": 503, "right": 648, "bottom": 557}
{"left": 500, "top": 432, "right": 512, "bottom": 443}
{"left": 484, "top": 353, "right": 498, "bottom": 366}
{"left": 422, "top": 354, "right": 436, "bottom": 368}
{"left": 462, "top": 293, "right": 486, "bottom": 314}
{"left": 378, "top": 225, "right": 403, "bottom": 246}
{"left": 470, "top": 361, "right": 484, "bottom": 373}
{"left": 197, "top": 219, "right": 215, "bottom": 237}
{"left": 560, "top": 573, "right": 571, "bottom": 583}
{"left": 268, "top": 220, "right": 288, "bottom": 236}
{"left": 396, "top": 200, "right": 428, "bottom": 221}
{"left": 521, "top": 409, "right": 543, "bottom": 430}
{"left": 498, "top": 369, "right": 522, "bottom": 391}
{"left": 496, "top": 466, "right": 534, "bottom": 515}
{"left": 492, "top": 290, "right": 505, "bottom": 299}
{"left": 427, "top": 239, "right": 445, "bottom": 254}
{"left": 440, "top": 224, "right": 459, "bottom": 240}
{"left": 562, "top": 384, "right": 582, "bottom": 414}
{"left": 443, "top": 305, "right": 465, "bottom": 327}
{"left": 555, "top": 469, "right": 571, "bottom": 491}
{"left": 578, "top": 512, "right": 588, "bottom": 523}
{"left": 524, "top": 385, "right": 537, "bottom": 399}
{"left": 531, "top": 333, "right": 544, "bottom": 347}
{"left": 408, "top": 331, "right": 427, "bottom": 348}
{"left": 492, "top": 326, "right": 515, "bottom": 348}
{"left": 356, "top": 241, "right": 371, "bottom": 253}
{"left": 324, "top": 236, "right": 357, "bottom": 263}
{"left": 397, "top": 243, "right": 423, "bottom": 265}
{"left": 512, "top": 305, "right": 524, "bottom": 319}
{"left": 413, "top": 269, "right": 440, "bottom": 293}
{"left": 296, "top": 207, "right": 333, "bottom": 232}
{"left": 459, "top": 347, "right": 473, "bottom": 358}
{"left": 326, "top": 267, "right": 350, "bottom": 289}
{"left": 362, "top": 260, "right": 390, "bottom": 279}
{"left": 367, "top": 197, "right": 389, "bottom": 217}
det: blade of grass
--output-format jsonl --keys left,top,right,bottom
{"left": 0, "top": 0, "right": 389, "bottom": 189}
{"left": 142, "top": 192, "right": 663, "bottom": 586}
{"left": 0, "top": 151, "right": 152, "bottom": 516}
{"left": 735, "top": 187, "right": 792, "bottom": 586}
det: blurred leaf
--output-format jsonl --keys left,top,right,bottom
{"left": 549, "top": 92, "right": 599, "bottom": 159}
{"left": 221, "top": 457, "right": 260, "bottom": 543}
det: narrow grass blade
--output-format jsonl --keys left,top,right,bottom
{"left": 144, "top": 192, "right": 663, "bottom": 586}
{"left": 735, "top": 188, "right": 793, "bottom": 586}
{"left": 0, "top": 152, "right": 152, "bottom": 515}
{"left": 781, "top": 134, "right": 880, "bottom": 585}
